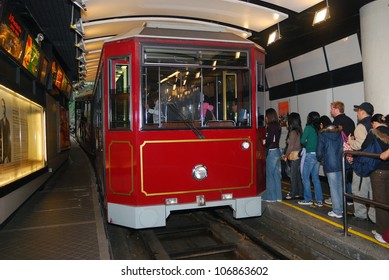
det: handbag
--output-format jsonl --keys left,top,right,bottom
{"left": 287, "top": 150, "right": 300, "bottom": 161}
{"left": 341, "top": 131, "right": 353, "bottom": 164}
{"left": 287, "top": 132, "right": 301, "bottom": 161}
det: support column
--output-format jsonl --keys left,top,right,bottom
{"left": 360, "top": 0, "right": 389, "bottom": 115}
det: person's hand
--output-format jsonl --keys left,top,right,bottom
{"left": 380, "top": 149, "right": 389, "bottom": 161}
{"left": 281, "top": 154, "right": 287, "bottom": 161}
{"left": 145, "top": 104, "right": 150, "bottom": 110}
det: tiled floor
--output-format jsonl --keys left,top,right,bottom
{"left": 0, "top": 141, "right": 110, "bottom": 260}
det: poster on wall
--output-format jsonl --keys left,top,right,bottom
{"left": 22, "top": 34, "right": 41, "bottom": 77}
{"left": 55, "top": 66, "right": 63, "bottom": 89}
{"left": 0, "top": 12, "right": 24, "bottom": 61}
{"left": 0, "top": 93, "right": 11, "bottom": 164}
{"left": 50, "top": 59, "right": 61, "bottom": 96}
{"left": 278, "top": 100, "right": 289, "bottom": 127}
{"left": 0, "top": 84, "right": 45, "bottom": 188}
{"left": 39, "top": 56, "right": 49, "bottom": 85}
{"left": 60, "top": 106, "right": 70, "bottom": 151}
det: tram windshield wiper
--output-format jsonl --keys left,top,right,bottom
{"left": 168, "top": 103, "right": 205, "bottom": 139}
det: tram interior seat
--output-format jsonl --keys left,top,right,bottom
{"left": 206, "top": 120, "right": 235, "bottom": 127}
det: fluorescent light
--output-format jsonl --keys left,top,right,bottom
{"left": 159, "top": 71, "right": 180, "bottom": 83}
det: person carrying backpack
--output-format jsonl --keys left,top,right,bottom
{"left": 362, "top": 114, "right": 389, "bottom": 244}
{"left": 348, "top": 102, "right": 375, "bottom": 222}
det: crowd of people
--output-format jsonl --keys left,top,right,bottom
{"left": 262, "top": 101, "right": 389, "bottom": 245}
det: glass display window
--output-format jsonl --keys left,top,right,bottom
{"left": 0, "top": 84, "right": 45, "bottom": 187}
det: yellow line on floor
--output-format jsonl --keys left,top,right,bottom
{"left": 280, "top": 201, "right": 389, "bottom": 249}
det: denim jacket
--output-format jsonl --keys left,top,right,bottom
{"left": 317, "top": 125, "right": 343, "bottom": 173}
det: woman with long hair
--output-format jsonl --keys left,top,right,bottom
{"left": 282, "top": 112, "right": 303, "bottom": 199}
{"left": 263, "top": 108, "right": 282, "bottom": 202}
{"left": 298, "top": 111, "right": 323, "bottom": 206}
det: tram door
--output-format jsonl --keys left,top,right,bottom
{"left": 93, "top": 73, "right": 106, "bottom": 198}
{"left": 104, "top": 55, "right": 135, "bottom": 197}
{"left": 256, "top": 60, "right": 266, "bottom": 192}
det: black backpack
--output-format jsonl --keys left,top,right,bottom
{"left": 352, "top": 137, "right": 382, "bottom": 177}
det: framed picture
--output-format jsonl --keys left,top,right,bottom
{"left": 278, "top": 100, "right": 289, "bottom": 127}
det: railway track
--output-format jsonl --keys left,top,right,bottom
{"left": 106, "top": 208, "right": 322, "bottom": 260}
{"left": 135, "top": 211, "right": 283, "bottom": 260}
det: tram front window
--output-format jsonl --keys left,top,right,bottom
{"left": 141, "top": 47, "right": 251, "bottom": 129}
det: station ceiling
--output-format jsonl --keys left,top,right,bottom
{"left": 14, "top": 0, "right": 374, "bottom": 87}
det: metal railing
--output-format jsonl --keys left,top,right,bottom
{"left": 342, "top": 150, "right": 389, "bottom": 236}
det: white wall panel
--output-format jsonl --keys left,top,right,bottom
{"left": 266, "top": 82, "right": 365, "bottom": 127}
{"left": 297, "top": 89, "right": 332, "bottom": 127}
{"left": 325, "top": 34, "right": 362, "bottom": 71}
{"left": 266, "top": 61, "right": 293, "bottom": 88}
{"left": 290, "top": 48, "right": 327, "bottom": 80}
{"left": 332, "top": 82, "right": 365, "bottom": 124}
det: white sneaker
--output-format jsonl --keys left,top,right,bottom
{"left": 324, "top": 198, "right": 332, "bottom": 205}
{"left": 328, "top": 211, "right": 342, "bottom": 219}
{"left": 372, "top": 230, "right": 388, "bottom": 244}
{"left": 298, "top": 200, "right": 313, "bottom": 205}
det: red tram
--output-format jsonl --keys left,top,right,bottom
{"left": 77, "top": 22, "right": 267, "bottom": 229}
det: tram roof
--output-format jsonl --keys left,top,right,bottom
{"left": 106, "top": 22, "right": 263, "bottom": 50}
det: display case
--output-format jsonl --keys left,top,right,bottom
{"left": 0, "top": 84, "right": 45, "bottom": 187}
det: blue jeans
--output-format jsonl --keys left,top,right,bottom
{"left": 263, "top": 149, "right": 282, "bottom": 201}
{"left": 302, "top": 152, "right": 323, "bottom": 202}
{"left": 327, "top": 171, "right": 343, "bottom": 215}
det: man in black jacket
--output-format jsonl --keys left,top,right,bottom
{"left": 330, "top": 101, "right": 355, "bottom": 136}
{"left": 329, "top": 101, "right": 355, "bottom": 205}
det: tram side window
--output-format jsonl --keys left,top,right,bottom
{"left": 109, "top": 56, "right": 131, "bottom": 129}
{"left": 256, "top": 62, "right": 265, "bottom": 127}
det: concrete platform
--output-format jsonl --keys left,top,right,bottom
{"left": 260, "top": 191, "right": 389, "bottom": 259}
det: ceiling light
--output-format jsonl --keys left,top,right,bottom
{"left": 79, "top": 69, "right": 87, "bottom": 75}
{"left": 71, "top": 18, "right": 84, "bottom": 36}
{"left": 312, "top": 1, "right": 331, "bottom": 26}
{"left": 75, "top": 39, "right": 86, "bottom": 53}
{"left": 267, "top": 24, "right": 281, "bottom": 46}
{"left": 76, "top": 53, "right": 86, "bottom": 64}
{"left": 71, "top": 0, "right": 87, "bottom": 12}
{"left": 159, "top": 71, "right": 180, "bottom": 83}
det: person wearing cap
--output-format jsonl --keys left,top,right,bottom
{"left": 348, "top": 102, "right": 376, "bottom": 222}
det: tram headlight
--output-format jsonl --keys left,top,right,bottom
{"left": 242, "top": 141, "right": 250, "bottom": 150}
{"left": 192, "top": 164, "right": 208, "bottom": 181}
